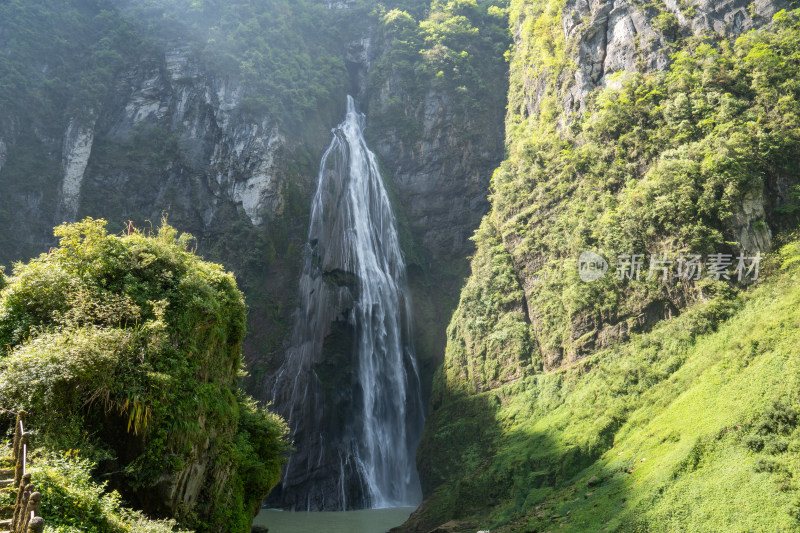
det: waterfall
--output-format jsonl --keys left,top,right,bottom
{"left": 270, "top": 96, "right": 424, "bottom": 511}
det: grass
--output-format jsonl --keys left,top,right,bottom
{"left": 421, "top": 250, "right": 800, "bottom": 532}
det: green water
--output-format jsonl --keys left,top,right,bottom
{"left": 253, "top": 507, "right": 415, "bottom": 533}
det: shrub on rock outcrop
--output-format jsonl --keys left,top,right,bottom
{"left": 0, "top": 217, "right": 288, "bottom": 532}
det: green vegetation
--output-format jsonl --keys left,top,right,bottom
{"left": 0, "top": 218, "right": 288, "bottom": 533}
{"left": 25, "top": 452, "right": 190, "bottom": 533}
{"left": 506, "top": 0, "right": 572, "bottom": 130}
{"left": 417, "top": 5, "right": 800, "bottom": 532}
{"left": 422, "top": 239, "right": 800, "bottom": 531}
{"left": 0, "top": 0, "right": 140, "bottom": 120}
{"left": 369, "top": 0, "right": 510, "bottom": 140}
{"left": 492, "top": 7, "right": 799, "bottom": 368}
{"left": 123, "top": 0, "right": 362, "bottom": 125}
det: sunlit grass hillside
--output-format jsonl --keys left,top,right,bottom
{"left": 420, "top": 241, "right": 800, "bottom": 532}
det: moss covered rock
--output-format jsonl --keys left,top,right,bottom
{"left": 411, "top": 5, "right": 800, "bottom": 532}
{"left": 0, "top": 217, "right": 288, "bottom": 532}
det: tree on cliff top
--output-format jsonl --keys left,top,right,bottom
{"left": 0, "top": 217, "right": 289, "bottom": 533}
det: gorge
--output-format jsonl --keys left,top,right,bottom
{"left": 1, "top": 0, "right": 800, "bottom": 532}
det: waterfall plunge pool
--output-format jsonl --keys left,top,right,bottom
{"left": 254, "top": 507, "right": 415, "bottom": 533}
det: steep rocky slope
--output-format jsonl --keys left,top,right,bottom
{"left": 0, "top": 0, "right": 346, "bottom": 393}
{"left": 0, "top": 0, "right": 509, "bottom": 403}
{"left": 409, "top": 0, "right": 800, "bottom": 531}
{"left": 364, "top": 0, "right": 511, "bottom": 399}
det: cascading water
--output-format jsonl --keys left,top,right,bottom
{"left": 269, "top": 96, "right": 425, "bottom": 511}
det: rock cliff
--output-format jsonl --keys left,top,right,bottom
{"left": 0, "top": 0, "right": 510, "bottom": 516}
{"left": 559, "top": 0, "right": 792, "bottom": 114}
{"left": 409, "top": 0, "right": 800, "bottom": 530}
{"left": 261, "top": 1, "right": 511, "bottom": 509}
{"left": 494, "top": 0, "right": 792, "bottom": 371}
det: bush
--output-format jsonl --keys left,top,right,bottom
{"left": 31, "top": 452, "right": 191, "bottom": 533}
{"left": 0, "top": 218, "right": 288, "bottom": 532}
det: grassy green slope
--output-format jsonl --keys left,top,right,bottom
{"left": 420, "top": 241, "right": 800, "bottom": 532}
{"left": 411, "top": 4, "right": 800, "bottom": 532}
{"left": 496, "top": 252, "right": 800, "bottom": 531}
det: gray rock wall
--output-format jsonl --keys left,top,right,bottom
{"left": 554, "top": 0, "right": 793, "bottom": 116}
{"left": 95, "top": 47, "right": 290, "bottom": 229}
{"left": 0, "top": 2, "right": 509, "bottom": 515}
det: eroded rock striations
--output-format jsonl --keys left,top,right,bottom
{"left": 555, "top": 0, "right": 792, "bottom": 116}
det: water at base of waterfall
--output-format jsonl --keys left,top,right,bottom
{"left": 254, "top": 507, "right": 415, "bottom": 533}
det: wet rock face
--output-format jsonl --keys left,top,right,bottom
{"left": 59, "top": 119, "right": 96, "bottom": 222}
{"left": 268, "top": 98, "right": 425, "bottom": 511}
{"left": 359, "top": 28, "right": 510, "bottom": 416}
{"left": 368, "top": 85, "right": 501, "bottom": 265}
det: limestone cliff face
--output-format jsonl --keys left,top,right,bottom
{"left": 0, "top": 0, "right": 510, "bottom": 517}
{"left": 361, "top": 17, "right": 510, "bottom": 401}
{"left": 60, "top": 119, "right": 96, "bottom": 222}
{"left": 528, "top": 0, "right": 794, "bottom": 118}
{"left": 498, "top": 0, "right": 791, "bottom": 370}
{"left": 98, "top": 47, "right": 289, "bottom": 227}
{"left": 369, "top": 84, "right": 499, "bottom": 264}
{"left": 408, "top": 1, "right": 799, "bottom": 531}
{"left": 0, "top": 50, "right": 300, "bottom": 259}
